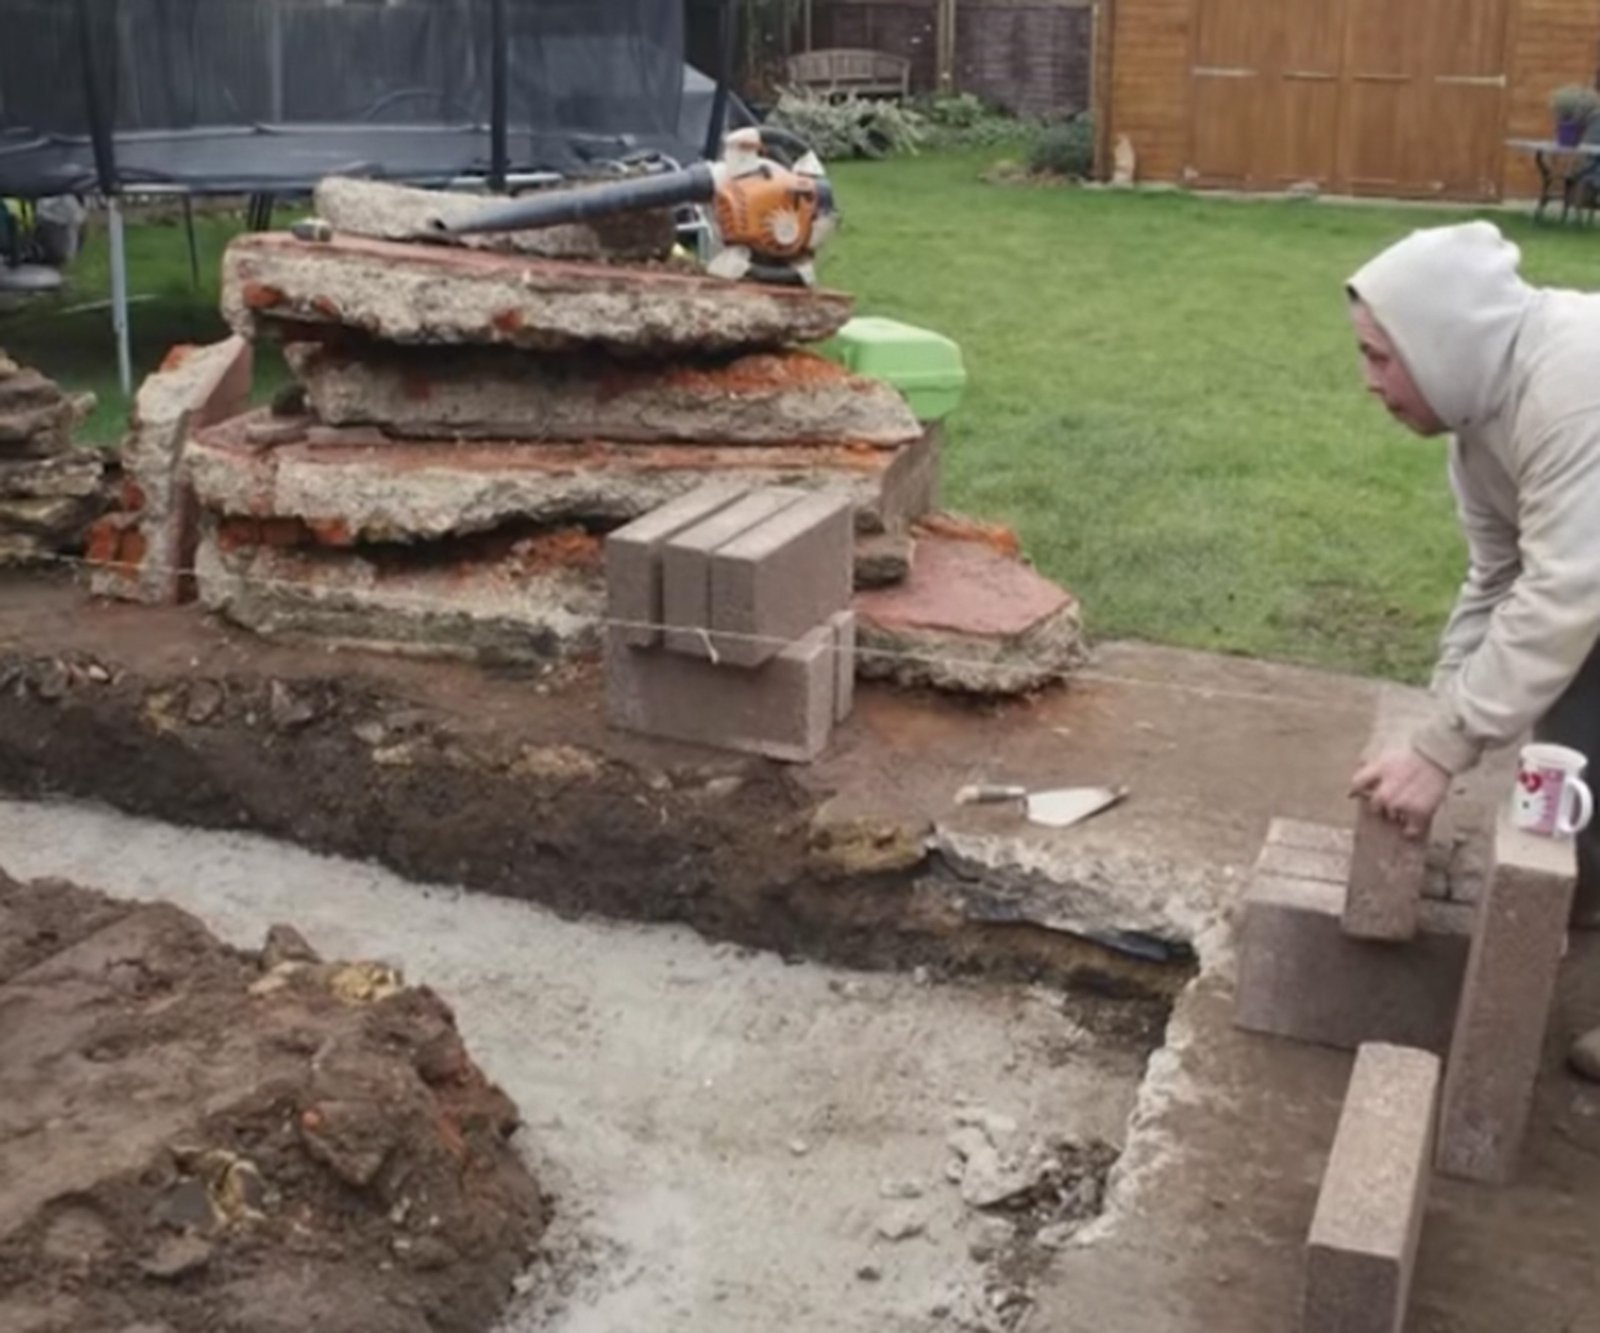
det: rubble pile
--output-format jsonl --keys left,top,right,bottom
{"left": 0, "top": 348, "right": 106, "bottom": 565}
{"left": 121, "top": 177, "right": 929, "bottom": 663}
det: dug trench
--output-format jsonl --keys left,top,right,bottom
{"left": 0, "top": 569, "right": 1194, "bottom": 1333}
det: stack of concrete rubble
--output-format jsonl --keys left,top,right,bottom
{"left": 1233, "top": 687, "right": 1579, "bottom": 1331}
{"left": 0, "top": 348, "right": 105, "bottom": 565}
{"left": 172, "top": 177, "right": 937, "bottom": 663}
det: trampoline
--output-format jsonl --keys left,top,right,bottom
{"left": 0, "top": 0, "right": 749, "bottom": 391}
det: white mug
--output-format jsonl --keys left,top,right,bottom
{"left": 1513, "top": 742, "right": 1594, "bottom": 838}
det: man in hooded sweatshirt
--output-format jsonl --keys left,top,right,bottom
{"left": 1344, "top": 219, "right": 1600, "bottom": 1078}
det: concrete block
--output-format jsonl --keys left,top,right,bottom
{"left": 221, "top": 233, "right": 854, "bottom": 356}
{"left": 283, "top": 340, "right": 921, "bottom": 448}
{"left": 603, "top": 623, "right": 838, "bottom": 763}
{"left": 1233, "top": 873, "right": 1473, "bottom": 1055}
{"left": 1267, "top": 817, "right": 1354, "bottom": 858}
{"left": 830, "top": 610, "right": 857, "bottom": 723}
{"left": 708, "top": 488, "right": 855, "bottom": 667}
{"left": 1304, "top": 1042, "right": 1440, "bottom": 1333}
{"left": 1256, "top": 841, "right": 1349, "bottom": 884}
{"left": 1346, "top": 687, "right": 1433, "bottom": 940}
{"left": 660, "top": 488, "right": 807, "bottom": 658}
{"left": 186, "top": 412, "right": 924, "bottom": 540}
{"left": 1436, "top": 811, "right": 1577, "bottom": 1183}
{"left": 604, "top": 484, "right": 749, "bottom": 648}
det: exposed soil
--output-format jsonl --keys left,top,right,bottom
{"left": 0, "top": 870, "right": 546, "bottom": 1333}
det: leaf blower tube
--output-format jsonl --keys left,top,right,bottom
{"left": 432, "top": 164, "right": 718, "bottom": 237}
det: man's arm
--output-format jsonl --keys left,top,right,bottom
{"left": 1413, "top": 413, "right": 1600, "bottom": 775}
{"left": 1429, "top": 439, "right": 1520, "bottom": 695}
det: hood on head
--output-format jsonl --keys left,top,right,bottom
{"left": 1346, "top": 221, "right": 1533, "bottom": 431}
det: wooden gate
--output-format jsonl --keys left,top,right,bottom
{"left": 1186, "top": 0, "right": 1514, "bottom": 199}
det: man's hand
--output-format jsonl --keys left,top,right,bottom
{"left": 1349, "top": 748, "right": 1451, "bottom": 838}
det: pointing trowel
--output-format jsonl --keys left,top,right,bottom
{"left": 954, "top": 783, "right": 1128, "bottom": 829}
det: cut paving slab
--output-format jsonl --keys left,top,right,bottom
{"left": 312, "top": 174, "right": 677, "bottom": 262}
{"left": 1304, "top": 1042, "right": 1440, "bottom": 1333}
{"left": 195, "top": 521, "right": 606, "bottom": 663}
{"left": 187, "top": 411, "right": 935, "bottom": 540}
{"left": 1437, "top": 811, "right": 1577, "bottom": 1184}
{"left": 221, "top": 232, "right": 854, "bottom": 355}
{"left": 283, "top": 339, "right": 923, "bottom": 447}
{"left": 853, "top": 535, "right": 1085, "bottom": 694}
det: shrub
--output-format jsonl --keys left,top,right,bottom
{"left": 1551, "top": 83, "right": 1600, "bottom": 125}
{"left": 1027, "top": 114, "right": 1095, "bottom": 179}
{"left": 910, "top": 92, "right": 1040, "bottom": 150}
{"left": 765, "top": 89, "right": 926, "bottom": 161}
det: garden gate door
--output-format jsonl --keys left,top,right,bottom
{"left": 1186, "top": 0, "right": 1514, "bottom": 199}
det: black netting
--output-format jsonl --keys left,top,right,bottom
{"left": 0, "top": 0, "right": 736, "bottom": 196}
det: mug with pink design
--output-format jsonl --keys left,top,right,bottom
{"left": 1513, "top": 743, "right": 1595, "bottom": 838}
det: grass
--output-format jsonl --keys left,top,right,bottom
{"left": 4, "top": 158, "right": 1598, "bottom": 680}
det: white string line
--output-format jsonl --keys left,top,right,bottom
{"left": 22, "top": 546, "right": 1386, "bottom": 717}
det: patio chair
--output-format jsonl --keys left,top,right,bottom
{"left": 1562, "top": 118, "right": 1600, "bottom": 225}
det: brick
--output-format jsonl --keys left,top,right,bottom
{"left": 830, "top": 609, "right": 857, "bottom": 723}
{"left": 603, "top": 623, "right": 838, "bottom": 763}
{"left": 221, "top": 233, "right": 854, "bottom": 356}
{"left": 1436, "top": 811, "right": 1577, "bottom": 1183}
{"left": 660, "top": 488, "right": 807, "bottom": 659}
{"left": 605, "top": 484, "right": 749, "bottom": 648}
{"left": 1233, "top": 873, "right": 1473, "bottom": 1054}
{"left": 1346, "top": 687, "right": 1432, "bottom": 940}
{"left": 1304, "top": 1042, "right": 1440, "bottom": 1333}
{"left": 708, "top": 488, "right": 855, "bottom": 668}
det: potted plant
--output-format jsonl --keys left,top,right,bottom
{"left": 1550, "top": 84, "right": 1600, "bottom": 147}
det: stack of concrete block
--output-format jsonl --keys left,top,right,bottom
{"left": 603, "top": 482, "right": 856, "bottom": 761}
{"left": 0, "top": 348, "right": 106, "bottom": 566}
{"left": 166, "top": 177, "right": 931, "bottom": 664}
{"left": 1303, "top": 1042, "right": 1440, "bottom": 1333}
{"left": 1239, "top": 688, "right": 1580, "bottom": 1194}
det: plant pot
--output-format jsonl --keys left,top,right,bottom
{"left": 1557, "top": 118, "right": 1585, "bottom": 148}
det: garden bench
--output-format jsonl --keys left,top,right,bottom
{"left": 783, "top": 49, "right": 911, "bottom": 100}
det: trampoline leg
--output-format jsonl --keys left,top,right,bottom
{"left": 108, "top": 197, "right": 132, "bottom": 399}
{"left": 184, "top": 196, "right": 200, "bottom": 288}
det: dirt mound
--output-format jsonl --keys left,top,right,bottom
{"left": 0, "top": 869, "right": 546, "bottom": 1333}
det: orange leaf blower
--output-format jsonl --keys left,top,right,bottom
{"left": 433, "top": 127, "right": 838, "bottom": 287}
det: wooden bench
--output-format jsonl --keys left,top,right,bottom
{"left": 784, "top": 48, "right": 911, "bottom": 100}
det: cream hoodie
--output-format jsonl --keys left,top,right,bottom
{"left": 1347, "top": 221, "right": 1600, "bottom": 774}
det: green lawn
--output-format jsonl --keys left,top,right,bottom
{"left": 4, "top": 157, "right": 1598, "bottom": 681}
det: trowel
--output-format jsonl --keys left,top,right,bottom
{"left": 954, "top": 783, "right": 1128, "bottom": 829}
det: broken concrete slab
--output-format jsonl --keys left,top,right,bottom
{"left": 221, "top": 233, "right": 853, "bottom": 355}
{"left": 603, "top": 621, "right": 840, "bottom": 762}
{"left": 1437, "top": 812, "right": 1576, "bottom": 1184}
{"left": 1234, "top": 872, "right": 1472, "bottom": 1055}
{"left": 706, "top": 488, "right": 855, "bottom": 668}
{"left": 87, "top": 337, "right": 252, "bottom": 606}
{"left": 1304, "top": 1042, "right": 1439, "bottom": 1333}
{"left": 853, "top": 536, "right": 1085, "bottom": 694}
{"left": 282, "top": 340, "right": 922, "bottom": 448}
{"left": 0, "top": 455, "right": 105, "bottom": 500}
{"left": 194, "top": 521, "right": 604, "bottom": 664}
{"left": 312, "top": 175, "right": 676, "bottom": 262}
{"left": 0, "top": 495, "right": 100, "bottom": 540}
{"left": 186, "top": 412, "right": 934, "bottom": 541}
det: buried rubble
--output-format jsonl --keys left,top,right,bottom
{"left": 0, "top": 349, "right": 106, "bottom": 565}
{"left": 0, "top": 870, "right": 545, "bottom": 1333}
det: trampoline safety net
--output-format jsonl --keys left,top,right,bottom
{"left": 0, "top": 0, "right": 700, "bottom": 196}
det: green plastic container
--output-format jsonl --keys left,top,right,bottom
{"left": 819, "top": 316, "right": 967, "bottom": 422}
